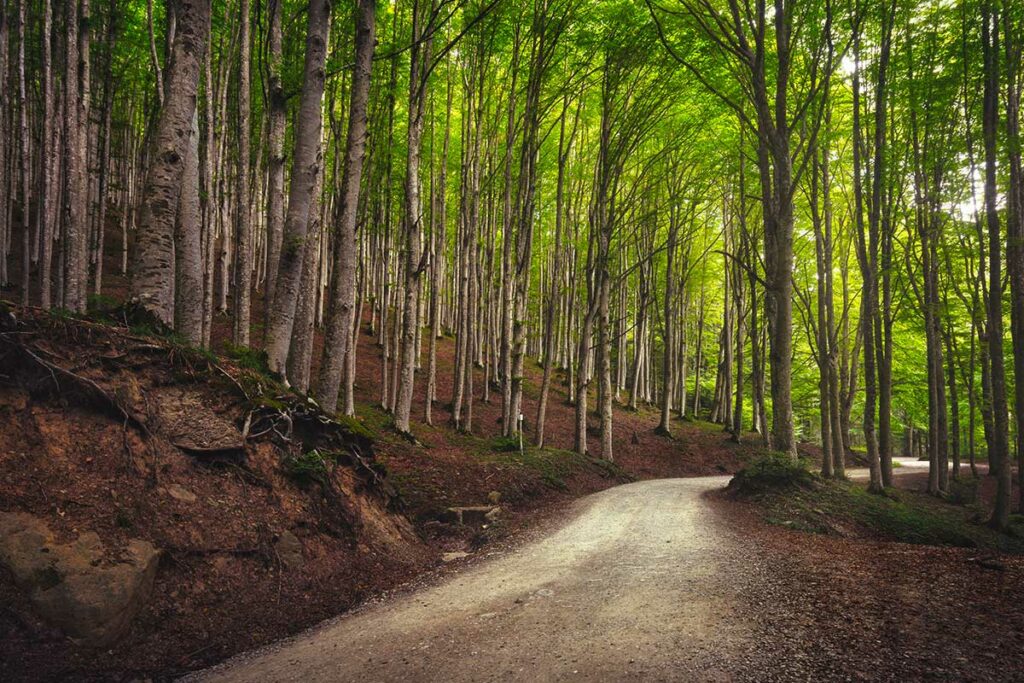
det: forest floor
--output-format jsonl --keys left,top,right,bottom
{"left": 3, "top": 267, "right": 1024, "bottom": 680}
{"left": 194, "top": 474, "right": 1024, "bottom": 683}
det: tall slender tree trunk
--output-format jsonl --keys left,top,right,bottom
{"left": 984, "top": 0, "right": 1012, "bottom": 529}
{"left": 657, "top": 202, "right": 678, "bottom": 435}
{"left": 852, "top": 40, "right": 884, "bottom": 493}
{"left": 425, "top": 78, "right": 450, "bottom": 426}
{"left": 871, "top": 0, "right": 896, "bottom": 487}
{"left": 232, "top": 0, "right": 252, "bottom": 344}
{"left": 264, "top": 0, "right": 285, "bottom": 335}
{"left": 1003, "top": 5, "right": 1024, "bottom": 512}
{"left": 499, "top": 32, "right": 521, "bottom": 438}
{"left": 288, "top": 170, "right": 324, "bottom": 393}
{"left": 317, "top": 0, "right": 376, "bottom": 414}
{"left": 812, "top": 140, "right": 833, "bottom": 477}
{"left": 63, "top": 0, "right": 90, "bottom": 312}
{"left": 92, "top": 1, "right": 117, "bottom": 297}
{"left": 38, "top": 0, "right": 55, "bottom": 306}
{"left": 537, "top": 96, "right": 574, "bottom": 447}
{"left": 393, "top": 3, "right": 433, "bottom": 435}
{"left": 174, "top": 111, "right": 204, "bottom": 344}
{"left": 16, "top": 0, "right": 30, "bottom": 305}
{"left": 0, "top": 0, "right": 7, "bottom": 288}
{"left": 264, "top": 0, "right": 330, "bottom": 377}
{"left": 131, "top": 0, "right": 211, "bottom": 324}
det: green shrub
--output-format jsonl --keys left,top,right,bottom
{"left": 283, "top": 449, "right": 337, "bottom": 484}
{"left": 490, "top": 435, "right": 521, "bottom": 453}
{"left": 728, "top": 452, "right": 817, "bottom": 497}
{"left": 947, "top": 477, "right": 979, "bottom": 505}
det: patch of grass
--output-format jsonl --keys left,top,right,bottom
{"left": 490, "top": 435, "right": 521, "bottom": 453}
{"left": 345, "top": 405, "right": 416, "bottom": 450}
{"left": 87, "top": 293, "right": 120, "bottom": 316}
{"left": 222, "top": 341, "right": 272, "bottom": 375}
{"left": 746, "top": 476, "right": 1024, "bottom": 554}
{"left": 475, "top": 444, "right": 629, "bottom": 491}
{"left": 839, "top": 486, "right": 979, "bottom": 547}
{"left": 166, "top": 338, "right": 218, "bottom": 372}
{"left": 48, "top": 306, "right": 74, "bottom": 320}
{"left": 335, "top": 414, "right": 375, "bottom": 441}
{"left": 728, "top": 453, "right": 817, "bottom": 497}
{"left": 114, "top": 509, "right": 134, "bottom": 529}
{"left": 283, "top": 449, "right": 338, "bottom": 485}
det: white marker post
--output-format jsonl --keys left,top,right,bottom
{"left": 518, "top": 413, "right": 524, "bottom": 454}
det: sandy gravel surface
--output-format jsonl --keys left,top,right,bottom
{"left": 191, "top": 474, "right": 1024, "bottom": 683}
{"left": 192, "top": 476, "right": 772, "bottom": 682}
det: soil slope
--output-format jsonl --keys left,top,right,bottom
{"left": 0, "top": 304, "right": 759, "bottom": 681}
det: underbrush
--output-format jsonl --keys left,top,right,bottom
{"left": 495, "top": 446, "right": 628, "bottom": 491}
{"left": 730, "top": 457, "right": 1024, "bottom": 554}
{"left": 727, "top": 452, "right": 818, "bottom": 497}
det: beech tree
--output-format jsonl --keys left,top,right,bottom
{"left": 132, "top": 0, "right": 210, "bottom": 324}
{"left": 317, "top": 0, "right": 377, "bottom": 415}
{"left": 264, "top": 0, "right": 330, "bottom": 377}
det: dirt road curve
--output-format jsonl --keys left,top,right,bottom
{"left": 192, "top": 477, "right": 770, "bottom": 682}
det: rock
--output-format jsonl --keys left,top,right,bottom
{"left": 274, "top": 530, "right": 304, "bottom": 569}
{"left": 441, "top": 551, "right": 469, "bottom": 562}
{"left": 0, "top": 302, "right": 16, "bottom": 331}
{"left": 0, "top": 512, "right": 160, "bottom": 647}
{"left": 164, "top": 484, "right": 197, "bottom": 503}
{"left": 0, "top": 387, "right": 28, "bottom": 412}
{"left": 444, "top": 506, "right": 500, "bottom": 527}
{"left": 148, "top": 387, "right": 245, "bottom": 455}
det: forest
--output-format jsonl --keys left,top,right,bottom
{"left": 2, "top": 0, "right": 1024, "bottom": 678}
{"left": 6, "top": 0, "right": 1018, "bottom": 515}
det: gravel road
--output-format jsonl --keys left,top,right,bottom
{"left": 192, "top": 476, "right": 767, "bottom": 682}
